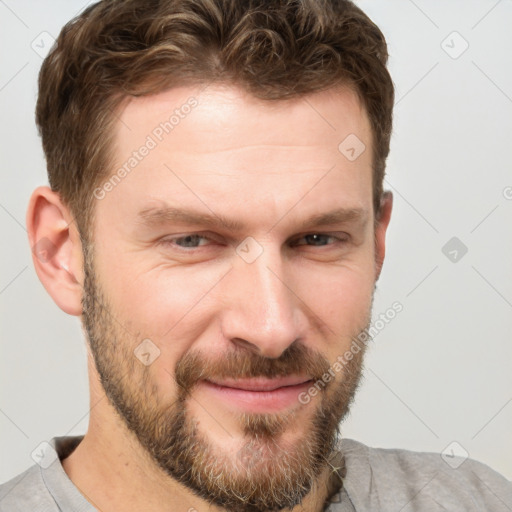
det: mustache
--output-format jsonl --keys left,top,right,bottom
{"left": 174, "top": 342, "right": 331, "bottom": 394}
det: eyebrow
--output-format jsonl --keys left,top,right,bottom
{"left": 137, "top": 205, "right": 369, "bottom": 232}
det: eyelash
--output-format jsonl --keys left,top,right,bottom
{"left": 159, "top": 232, "right": 350, "bottom": 250}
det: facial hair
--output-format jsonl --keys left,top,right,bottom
{"left": 81, "top": 246, "right": 370, "bottom": 512}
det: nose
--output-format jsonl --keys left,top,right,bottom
{"left": 219, "top": 246, "right": 304, "bottom": 359}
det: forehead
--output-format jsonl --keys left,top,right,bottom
{"left": 97, "top": 84, "right": 374, "bottom": 232}
{"left": 117, "top": 83, "right": 371, "bottom": 161}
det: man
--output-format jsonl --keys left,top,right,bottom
{"left": 0, "top": 0, "right": 510, "bottom": 511}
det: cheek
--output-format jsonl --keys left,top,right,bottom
{"left": 292, "top": 258, "right": 375, "bottom": 337}
{"left": 100, "top": 253, "right": 224, "bottom": 341}
{"left": 100, "top": 250, "right": 374, "bottom": 331}
{"left": 94, "top": 257, "right": 226, "bottom": 400}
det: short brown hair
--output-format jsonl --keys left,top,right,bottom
{"left": 36, "top": 0, "right": 394, "bottom": 237}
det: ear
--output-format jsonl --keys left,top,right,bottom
{"left": 27, "top": 186, "right": 84, "bottom": 316}
{"left": 374, "top": 190, "right": 393, "bottom": 281}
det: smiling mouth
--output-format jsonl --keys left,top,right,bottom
{"left": 197, "top": 376, "right": 314, "bottom": 412}
{"left": 205, "top": 376, "right": 313, "bottom": 391}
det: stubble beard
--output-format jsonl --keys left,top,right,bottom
{"left": 81, "top": 247, "right": 370, "bottom": 512}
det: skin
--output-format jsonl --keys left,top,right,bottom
{"left": 27, "top": 84, "right": 393, "bottom": 512}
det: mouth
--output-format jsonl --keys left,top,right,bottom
{"left": 197, "top": 376, "right": 314, "bottom": 413}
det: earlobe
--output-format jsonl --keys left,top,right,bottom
{"left": 27, "top": 186, "right": 84, "bottom": 316}
{"left": 374, "top": 190, "right": 393, "bottom": 281}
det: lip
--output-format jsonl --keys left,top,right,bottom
{"left": 206, "top": 376, "right": 312, "bottom": 391}
{"left": 197, "top": 376, "right": 314, "bottom": 413}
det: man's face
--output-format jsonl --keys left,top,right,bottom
{"left": 82, "top": 85, "right": 380, "bottom": 511}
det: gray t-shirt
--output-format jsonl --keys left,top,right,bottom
{"left": 1, "top": 436, "right": 511, "bottom": 511}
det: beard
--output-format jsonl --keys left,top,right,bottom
{"left": 81, "top": 246, "right": 370, "bottom": 512}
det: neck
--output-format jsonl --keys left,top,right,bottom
{"left": 62, "top": 424, "right": 343, "bottom": 512}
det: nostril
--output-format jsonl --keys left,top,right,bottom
{"left": 231, "top": 337, "right": 260, "bottom": 354}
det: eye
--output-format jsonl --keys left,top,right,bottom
{"left": 160, "top": 234, "right": 213, "bottom": 249}
{"left": 292, "top": 233, "right": 349, "bottom": 247}
{"left": 158, "top": 232, "right": 349, "bottom": 252}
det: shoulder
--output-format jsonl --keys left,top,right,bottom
{"left": 0, "top": 464, "right": 57, "bottom": 512}
{"left": 338, "top": 439, "right": 512, "bottom": 511}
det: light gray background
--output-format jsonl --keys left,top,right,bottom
{"left": 1, "top": 0, "right": 511, "bottom": 484}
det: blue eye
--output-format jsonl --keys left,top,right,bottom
{"left": 164, "top": 234, "right": 211, "bottom": 248}
{"left": 159, "top": 232, "right": 349, "bottom": 252}
{"left": 294, "top": 233, "right": 348, "bottom": 247}
{"left": 304, "top": 234, "right": 333, "bottom": 246}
